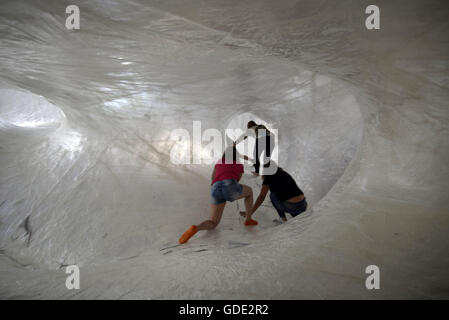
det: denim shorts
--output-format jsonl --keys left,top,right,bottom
{"left": 270, "top": 192, "right": 307, "bottom": 219}
{"left": 211, "top": 179, "right": 243, "bottom": 205}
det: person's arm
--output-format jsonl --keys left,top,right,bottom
{"left": 234, "top": 128, "right": 252, "bottom": 145}
{"left": 211, "top": 166, "right": 216, "bottom": 184}
{"left": 250, "top": 184, "right": 269, "bottom": 216}
{"left": 235, "top": 147, "right": 254, "bottom": 163}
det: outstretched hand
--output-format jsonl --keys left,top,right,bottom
{"left": 240, "top": 211, "right": 258, "bottom": 226}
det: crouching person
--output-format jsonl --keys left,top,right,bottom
{"left": 179, "top": 146, "right": 257, "bottom": 244}
{"left": 248, "top": 162, "right": 307, "bottom": 222}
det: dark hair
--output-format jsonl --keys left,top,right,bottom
{"left": 253, "top": 161, "right": 279, "bottom": 175}
{"left": 247, "top": 120, "right": 257, "bottom": 129}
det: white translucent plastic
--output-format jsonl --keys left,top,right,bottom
{"left": 0, "top": 0, "right": 448, "bottom": 299}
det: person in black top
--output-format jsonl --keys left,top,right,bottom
{"left": 234, "top": 120, "right": 275, "bottom": 171}
{"left": 244, "top": 162, "right": 307, "bottom": 222}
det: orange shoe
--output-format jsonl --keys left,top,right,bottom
{"left": 244, "top": 219, "right": 258, "bottom": 226}
{"left": 179, "top": 225, "right": 198, "bottom": 244}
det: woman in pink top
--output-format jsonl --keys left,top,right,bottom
{"left": 179, "top": 147, "right": 258, "bottom": 244}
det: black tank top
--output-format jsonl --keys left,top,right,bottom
{"left": 263, "top": 168, "right": 304, "bottom": 200}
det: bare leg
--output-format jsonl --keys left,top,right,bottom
{"left": 197, "top": 202, "right": 226, "bottom": 230}
{"left": 238, "top": 185, "right": 254, "bottom": 222}
{"left": 179, "top": 202, "right": 226, "bottom": 244}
